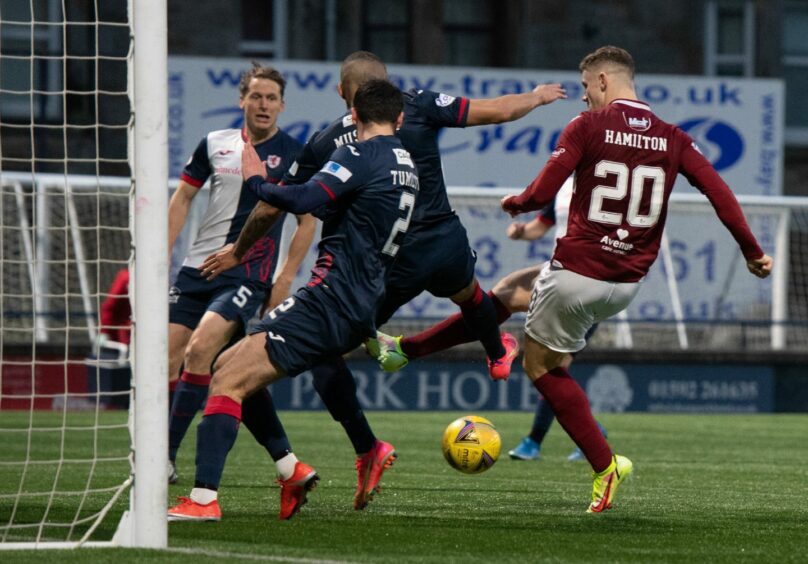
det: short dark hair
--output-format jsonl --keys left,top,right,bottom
{"left": 239, "top": 62, "right": 286, "bottom": 98}
{"left": 353, "top": 79, "right": 402, "bottom": 125}
{"left": 340, "top": 51, "right": 388, "bottom": 105}
{"left": 579, "top": 46, "right": 635, "bottom": 78}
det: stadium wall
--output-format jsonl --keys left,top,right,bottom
{"left": 3, "top": 353, "right": 805, "bottom": 413}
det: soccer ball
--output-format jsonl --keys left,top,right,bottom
{"left": 441, "top": 415, "right": 501, "bottom": 474}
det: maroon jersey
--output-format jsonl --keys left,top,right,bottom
{"left": 505, "top": 99, "right": 763, "bottom": 282}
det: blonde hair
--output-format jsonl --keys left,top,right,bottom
{"left": 579, "top": 46, "right": 635, "bottom": 79}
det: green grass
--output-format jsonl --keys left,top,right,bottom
{"left": 2, "top": 411, "right": 807, "bottom": 562}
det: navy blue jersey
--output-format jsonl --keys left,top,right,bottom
{"left": 248, "top": 135, "right": 418, "bottom": 331}
{"left": 180, "top": 128, "right": 302, "bottom": 284}
{"left": 283, "top": 113, "right": 357, "bottom": 187}
{"left": 283, "top": 89, "right": 469, "bottom": 232}
{"left": 396, "top": 89, "right": 469, "bottom": 232}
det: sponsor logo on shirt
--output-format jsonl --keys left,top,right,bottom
{"left": 265, "top": 155, "right": 281, "bottom": 169}
{"left": 600, "top": 230, "right": 634, "bottom": 254}
{"left": 322, "top": 160, "right": 353, "bottom": 182}
{"left": 215, "top": 166, "right": 240, "bottom": 175}
{"left": 551, "top": 147, "right": 566, "bottom": 159}
{"left": 393, "top": 148, "right": 414, "bottom": 168}
{"left": 435, "top": 93, "right": 456, "bottom": 107}
{"left": 623, "top": 113, "right": 652, "bottom": 132}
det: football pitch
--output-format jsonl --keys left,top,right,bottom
{"left": 3, "top": 410, "right": 807, "bottom": 562}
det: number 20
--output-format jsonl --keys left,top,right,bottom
{"left": 589, "top": 160, "right": 665, "bottom": 228}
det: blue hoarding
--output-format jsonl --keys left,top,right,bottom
{"left": 268, "top": 361, "right": 774, "bottom": 413}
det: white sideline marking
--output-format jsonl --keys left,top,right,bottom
{"left": 165, "top": 546, "right": 355, "bottom": 563}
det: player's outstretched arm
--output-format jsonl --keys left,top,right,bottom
{"left": 167, "top": 181, "right": 198, "bottom": 260}
{"left": 507, "top": 216, "right": 552, "bottom": 241}
{"left": 466, "top": 83, "right": 566, "bottom": 126}
{"left": 679, "top": 140, "right": 770, "bottom": 274}
{"left": 502, "top": 159, "right": 571, "bottom": 216}
{"left": 200, "top": 201, "right": 284, "bottom": 280}
{"left": 747, "top": 254, "right": 773, "bottom": 279}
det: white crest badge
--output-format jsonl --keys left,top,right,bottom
{"left": 435, "top": 93, "right": 456, "bottom": 107}
{"left": 265, "top": 155, "right": 281, "bottom": 169}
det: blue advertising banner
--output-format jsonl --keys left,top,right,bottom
{"left": 269, "top": 361, "right": 774, "bottom": 414}
{"left": 168, "top": 56, "right": 784, "bottom": 195}
{"left": 168, "top": 57, "right": 781, "bottom": 329}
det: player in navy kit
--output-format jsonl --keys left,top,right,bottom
{"left": 372, "top": 179, "right": 610, "bottom": 462}
{"left": 502, "top": 46, "right": 772, "bottom": 513}
{"left": 205, "top": 51, "right": 566, "bottom": 377}
{"left": 167, "top": 79, "right": 418, "bottom": 522}
{"left": 166, "top": 64, "right": 316, "bottom": 504}
{"left": 200, "top": 51, "right": 566, "bottom": 509}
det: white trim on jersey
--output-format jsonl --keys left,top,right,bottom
{"left": 183, "top": 128, "right": 246, "bottom": 269}
{"left": 611, "top": 99, "right": 651, "bottom": 111}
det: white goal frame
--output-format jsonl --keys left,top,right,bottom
{"left": 124, "top": 0, "right": 169, "bottom": 549}
{"left": 0, "top": 0, "right": 168, "bottom": 550}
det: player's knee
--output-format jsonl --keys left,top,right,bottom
{"left": 450, "top": 278, "right": 478, "bottom": 304}
{"left": 211, "top": 353, "right": 226, "bottom": 375}
{"left": 184, "top": 335, "right": 216, "bottom": 370}
{"left": 522, "top": 355, "right": 547, "bottom": 382}
{"left": 491, "top": 282, "right": 517, "bottom": 312}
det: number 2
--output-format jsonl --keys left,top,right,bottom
{"left": 382, "top": 191, "right": 416, "bottom": 257}
{"left": 589, "top": 160, "right": 665, "bottom": 228}
{"left": 267, "top": 297, "right": 296, "bottom": 320}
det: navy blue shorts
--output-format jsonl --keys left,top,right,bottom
{"left": 169, "top": 266, "right": 268, "bottom": 331}
{"left": 376, "top": 215, "right": 476, "bottom": 325}
{"left": 251, "top": 286, "right": 370, "bottom": 377}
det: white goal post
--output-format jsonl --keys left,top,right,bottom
{"left": 128, "top": 0, "right": 169, "bottom": 550}
{"left": 0, "top": 0, "right": 167, "bottom": 550}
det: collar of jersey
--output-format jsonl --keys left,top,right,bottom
{"left": 610, "top": 99, "right": 650, "bottom": 111}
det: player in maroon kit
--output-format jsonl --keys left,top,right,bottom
{"left": 501, "top": 46, "right": 773, "bottom": 513}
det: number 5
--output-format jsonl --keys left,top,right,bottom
{"left": 232, "top": 285, "right": 253, "bottom": 308}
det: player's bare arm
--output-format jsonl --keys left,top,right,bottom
{"left": 200, "top": 201, "right": 282, "bottom": 280}
{"left": 466, "top": 83, "right": 566, "bottom": 126}
{"left": 263, "top": 213, "right": 317, "bottom": 315}
{"left": 507, "top": 217, "right": 552, "bottom": 241}
{"left": 167, "top": 181, "right": 198, "bottom": 260}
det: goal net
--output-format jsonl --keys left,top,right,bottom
{"left": 378, "top": 189, "right": 808, "bottom": 354}
{"left": 0, "top": 0, "right": 167, "bottom": 549}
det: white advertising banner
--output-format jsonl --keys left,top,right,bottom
{"left": 168, "top": 56, "right": 783, "bottom": 195}
{"left": 169, "top": 57, "right": 783, "bottom": 325}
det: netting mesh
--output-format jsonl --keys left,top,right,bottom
{"left": 0, "top": 0, "right": 133, "bottom": 546}
{"left": 376, "top": 192, "right": 808, "bottom": 354}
